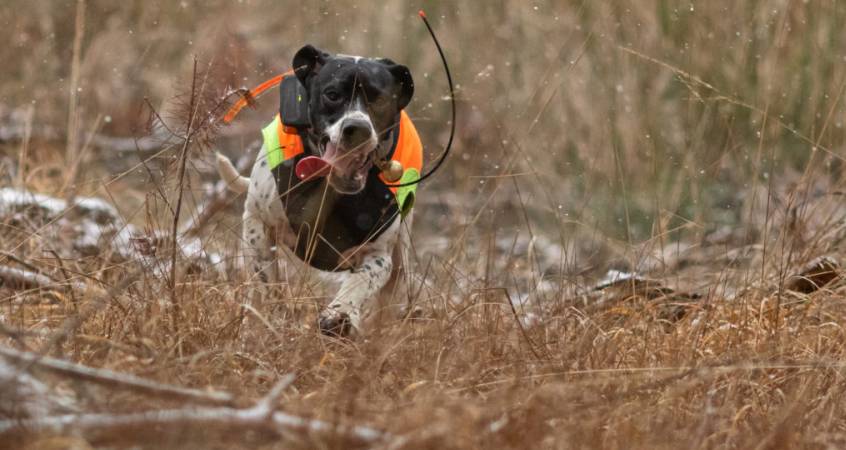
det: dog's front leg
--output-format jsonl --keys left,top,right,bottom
{"left": 318, "top": 218, "right": 403, "bottom": 336}
{"left": 318, "top": 251, "right": 394, "bottom": 336}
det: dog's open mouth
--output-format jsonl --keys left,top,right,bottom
{"left": 296, "top": 139, "right": 373, "bottom": 186}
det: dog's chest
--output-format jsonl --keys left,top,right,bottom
{"left": 272, "top": 159, "right": 399, "bottom": 271}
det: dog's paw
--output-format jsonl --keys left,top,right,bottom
{"left": 318, "top": 309, "right": 353, "bottom": 338}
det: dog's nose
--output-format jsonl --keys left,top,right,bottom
{"left": 340, "top": 118, "right": 373, "bottom": 149}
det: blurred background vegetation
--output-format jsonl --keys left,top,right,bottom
{"left": 2, "top": 0, "right": 846, "bottom": 261}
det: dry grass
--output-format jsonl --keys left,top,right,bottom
{"left": 3, "top": 0, "right": 846, "bottom": 448}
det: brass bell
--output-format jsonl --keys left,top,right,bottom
{"left": 381, "top": 159, "right": 404, "bottom": 182}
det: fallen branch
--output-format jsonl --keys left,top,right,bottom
{"left": 0, "top": 359, "right": 77, "bottom": 419}
{"left": 0, "top": 265, "right": 94, "bottom": 295}
{"left": 0, "top": 346, "right": 234, "bottom": 407}
{"left": 0, "top": 375, "right": 389, "bottom": 446}
{"left": 0, "top": 266, "right": 56, "bottom": 291}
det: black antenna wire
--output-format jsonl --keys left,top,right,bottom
{"left": 383, "top": 10, "right": 456, "bottom": 188}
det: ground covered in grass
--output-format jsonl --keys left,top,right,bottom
{"left": 2, "top": 147, "right": 846, "bottom": 449}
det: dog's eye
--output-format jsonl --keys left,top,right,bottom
{"left": 323, "top": 90, "right": 341, "bottom": 103}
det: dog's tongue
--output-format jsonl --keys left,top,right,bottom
{"left": 295, "top": 156, "right": 331, "bottom": 180}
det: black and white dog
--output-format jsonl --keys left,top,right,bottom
{"left": 217, "top": 45, "right": 418, "bottom": 337}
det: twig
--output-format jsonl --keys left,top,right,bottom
{"left": 0, "top": 346, "right": 234, "bottom": 406}
{"left": 168, "top": 58, "right": 200, "bottom": 331}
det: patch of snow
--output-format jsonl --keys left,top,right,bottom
{"left": 594, "top": 269, "right": 643, "bottom": 290}
{"left": 0, "top": 188, "right": 120, "bottom": 224}
{"left": 0, "top": 188, "right": 67, "bottom": 217}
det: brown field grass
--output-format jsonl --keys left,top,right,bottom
{"left": 3, "top": 1, "right": 846, "bottom": 448}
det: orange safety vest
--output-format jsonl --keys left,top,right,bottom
{"left": 262, "top": 105, "right": 423, "bottom": 217}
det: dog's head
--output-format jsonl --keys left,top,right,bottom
{"left": 293, "top": 45, "right": 414, "bottom": 194}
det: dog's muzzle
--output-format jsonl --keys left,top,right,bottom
{"left": 340, "top": 118, "right": 374, "bottom": 150}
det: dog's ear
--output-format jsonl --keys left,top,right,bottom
{"left": 293, "top": 45, "right": 328, "bottom": 87}
{"left": 380, "top": 59, "right": 414, "bottom": 110}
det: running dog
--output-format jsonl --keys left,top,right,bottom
{"left": 217, "top": 45, "right": 421, "bottom": 337}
